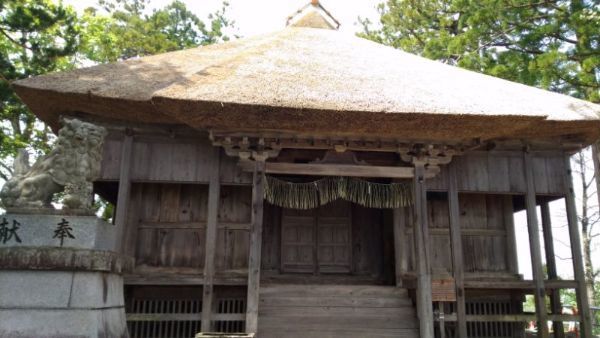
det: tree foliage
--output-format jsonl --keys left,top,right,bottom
{"left": 81, "top": 0, "right": 234, "bottom": 63}
{"left": 0, "top": 0, "right": 80, "bottom": 180}
{"left": 359, "top": 0, "right": 600, "bottom": 102}
{"left": 0, "top": 0, "right": 234, "bottom": 182}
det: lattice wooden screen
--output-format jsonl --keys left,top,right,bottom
{"left": 125, "top": 286, "right": 246, "bottom": 338}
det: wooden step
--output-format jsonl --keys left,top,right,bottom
{"left": 257, "top": 284, "right": 418, "bottom": 338}
{"left": 260, "top": 295, "right": 413, "bottom": 308}
{"left": 260, "top": 284, "right": 409, "bottom": 297}
{"left": 259, "top": 328, "right": 420, "bottom": 338}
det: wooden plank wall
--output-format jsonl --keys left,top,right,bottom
{"left": 100, "top": 135, "right": 251, "bottom": 185}
{"left": 126, "top": 183, "right": 252, "bottom": 276}
{"left": 403, "top": 194, "right": 514, "bottom": 275}
{"left": 427, "top": 151, "right": 565, "bottom": 195}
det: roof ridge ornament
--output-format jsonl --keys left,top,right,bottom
{"left": 286, "top": 1, "right": 340, "bottom": 30}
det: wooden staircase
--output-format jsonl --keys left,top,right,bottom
{"left": 257, "top": 284, "right": 420, "bottom": 338}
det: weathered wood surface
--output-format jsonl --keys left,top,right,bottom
{"left": 427, "top": 151, "right": 565, "bottom": 195}
{"left": 125, "top": 182, "right": 251, "bottom": 278}
{"left": 115, "top": 134, "right": 133, "bottom": 254}
{"left": 447, "top": 162, "right": 467, "bottom": 338}
{"left": 100, "top": 135, "right": 251, "bottom": 184}
{"left": 245, "top": 161, "right": 266, "bottom": 334}
{"left": 523, "top": 152, "right": 549, "bottom": 338}
{"left": 238, "top": 161, "right": 438, "bottom": 179}
{"left": 201, "top": 148, "right": 221, "bottom": 331}
{"left": 257, "top": 284, "right": 419, "bottom": 338}
{"left": 403, "top": 194, "right": 513, "bottom": 275}
{"left": 413, "top": 162, "right": 434, "bottom": 338}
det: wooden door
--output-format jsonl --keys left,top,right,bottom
{"left": 281, "top": 201, "right": 352, "bottom": 274}
{"left": 281, "top": 208, "right": 316, "bottom": 273}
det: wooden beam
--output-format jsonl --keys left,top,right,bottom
{"left": 116, "top": 134, "right": 133, "bottom": 253}
{"left": 238, "top": 161, "right": 439, "bottom": 179}
{"left": 245, "top": 160, "right": 266, "bottom": 334}
{"left": 201, "top": 148, "right": 221, "bottom": 332}
{"left": 463, "top": 279, "right": 578, "bottom": 290}
{"left": 523, "top": 151, "right": 549, "bottom": 338}
{"left": 393, "top": 207, "right": 408, "bottom": 287}
{"left": 563, "top": 154, "right": 593, "bottom": 338}
{"left": 541, "top": 201, "right": 565, "bottom": 338}
{"left": 447, "top": 163, "right": 467, "bottom": 338}
{"left": 413, "top": 161, "right": 434, "bottom": 338}
{"left": 441, "top": 313, "right": 580, "bottom": 323}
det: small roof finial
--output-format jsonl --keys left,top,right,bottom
{"left": 287, "top": 1, "right": 340, "bottom": 30}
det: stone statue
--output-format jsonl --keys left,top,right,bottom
{"left": 0, "top": 118, "right": 107, "bottom": 211}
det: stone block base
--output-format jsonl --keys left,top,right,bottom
{"left": 0, "top": 270, "right": 128, "bottom": 338}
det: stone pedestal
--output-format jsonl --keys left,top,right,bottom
{"left": 0, "top": 213, "right": 133, "bottom": 338}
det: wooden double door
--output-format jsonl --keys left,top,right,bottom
{"left": 281, "top": 201, "right": 352, "bottom": 274}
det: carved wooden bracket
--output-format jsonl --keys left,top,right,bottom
{"left": 398, "top": 143, "right": 463, "bottom": 170}
{"left": 210, "top": 134, "right": 281, "bottom": 162}
{"left": 210, "top": 131, "right": 476, "bottom": 172}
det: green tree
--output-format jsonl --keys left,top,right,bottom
{"left": 0, "top": 0, "right": 80, "bottom": 180}
{"left": 81, "top": 0, "right": 234, "bottom": 63}
{"left": 359, "top": 0, "right": 599, "bottom": 102}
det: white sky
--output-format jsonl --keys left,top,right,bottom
{"left": 63, "top": 0, "right": 382, "bottom": 37}
{"left": 60, "top": 0, "right": 599, "bottom": 281}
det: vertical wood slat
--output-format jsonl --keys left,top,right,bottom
{"left": 503, "top": 195, "right": 519, "bottom": 274}
{"left": 413, "top": 162, "right": 434, "bottom": 338}
{"left": 540, "top": 201, "right": 565, "bottom": 338}
{"left": 393, "top": 207, "right": 407, "bottom": 287}
{"left": 523, "top": 151, "right": 549, "bottom": 338}
{"left": 201, "top": 148, "right": 221, "bottom": 332}
{"left": 563, "top": 154, "right": 593, "bottom": 338}
{"left": 448, "top": 162, "right": 467, "bottom": 338}
{"left": 245, "top": 160, "right": 266, "bottom": 334}
{"left": 116, "top": 134, "right": 133, "bottom": 253}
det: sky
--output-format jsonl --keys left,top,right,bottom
{"left": 63, "top": 0, "right": 383, "bottom": 37}
{"left": 59, "top": 0, "right": 599, "bottom": 281}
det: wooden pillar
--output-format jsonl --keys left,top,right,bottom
{"left": 393, "top": 207, "right": 408, "bottom": 287}
{"left": 540, "top": 201, "right": 565, "bottom": 338}
{"left": 563, "top": 154, "right": 593, "bottom": 338}
{"left": 413, "top": 161, "right": 434, "bottom": 338}
{"left": 503, "top": 195, "right": 519, "bottom": 275}
{"left": 523, "top": 151, "right": 549, "bottom": 338}
{"left": 245, "top": 159, "right": 266, "bottom": 334}
{"left": 201, "top": 148, "right": 221, "bottom": 332}
{"left": 116, "top": 133, "right": 133, "bottom": 253}
{"left": 447, "top": 163, "right": 467, "bottom": 338}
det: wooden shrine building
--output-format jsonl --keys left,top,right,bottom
{"left": 11, "top": 2, "right": 600, "bottom": 337}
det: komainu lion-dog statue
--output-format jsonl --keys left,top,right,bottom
{"left": 0, "top": 118, "right": 107, "bottom": 212}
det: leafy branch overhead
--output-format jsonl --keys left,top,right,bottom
{"left": 359, "top": 0, "right": 599, "bottom": 102}
{"left": 0, "top": 0, "right": 235, "bottom": 181}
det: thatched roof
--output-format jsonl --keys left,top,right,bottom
{"left": 13, "top": 27, "right": 600, "bottom": 143}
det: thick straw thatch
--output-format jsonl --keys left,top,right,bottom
{"left": 12, "top": 27, "right": 600, "bottom": 143}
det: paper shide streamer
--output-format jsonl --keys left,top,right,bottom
{"left": 264, "top": 176, "right": 412, "bottom": 210}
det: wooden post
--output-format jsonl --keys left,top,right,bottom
{"left": 201, "top": 148, "right": 221, "bottom": 332}
{"left": 447, "top": 163, "right": 467, "bottom": 338}
{"left": 413, "top": 161, "right": 434, "bottom": 338}
{"left": 503, "top": 196, "right": 519, "bottom": 275}
{"left": 523, "top": 151, "right": 549, "bottom": 338}
{"left": 245, "top": 159, "right": 266, "bottom": 334}
{"left": 393, "top": 207, "right": 408, "bottom": 287}
{"left": 563, "top": 154, "right": 593, "bottom": 338}
{"left": 540, "top": 200, "right": 565, "bottom": 338}
{"left": 116, "top": 133, "right": 133, "bottom": 253}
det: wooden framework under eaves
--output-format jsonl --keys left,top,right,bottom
{"left": 12, "top": 2, "right": 600, "bottom": 337}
